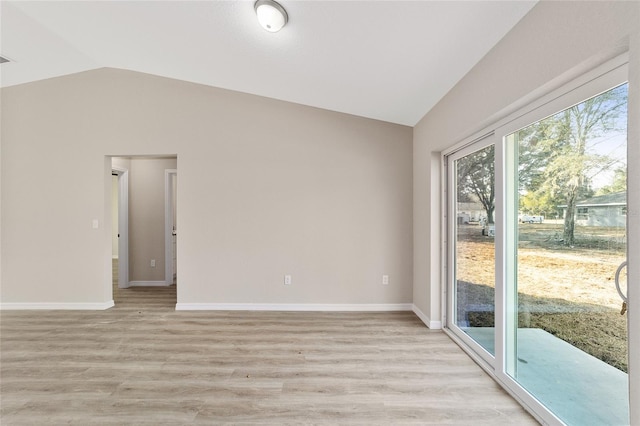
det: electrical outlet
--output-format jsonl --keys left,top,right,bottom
{"left": 151, "top": 259, "right": 156, "bottom": 268}
{"left": 382, "top": 275, "right": 389, "bottom": 285}
{"left": 284, "top": 275, "right": 292, "bottom": 285}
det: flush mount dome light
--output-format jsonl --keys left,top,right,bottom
{"left": 254, "top": 0, "right": 288, "bottom": 32}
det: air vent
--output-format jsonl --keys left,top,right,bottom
{"left": 0, "top": 56, "right": 11, "bottom": 64}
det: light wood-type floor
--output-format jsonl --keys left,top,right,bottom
{"left": 0, "top": 262, "right": 537, "bottom": 425}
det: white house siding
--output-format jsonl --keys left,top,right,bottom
{"left": 576, "top": 205, "right": 626, "bottom": 227}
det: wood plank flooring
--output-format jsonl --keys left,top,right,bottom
{"left": 0, "top": 263, "right": 537, "bottom": 424}
{"left": 112, "top": 259, "right": 178, "bottom": 310}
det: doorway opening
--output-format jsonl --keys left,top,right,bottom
{"left": 110, "top": 156, "right": 177, "bottom": 309}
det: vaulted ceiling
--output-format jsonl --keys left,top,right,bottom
{"left": 0, "top": 1, "right": 536, "bottom": 126}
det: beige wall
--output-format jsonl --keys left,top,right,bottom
{"left": 0, "top": 68, "right": 413, "bottom": 305}
{"left": 413, "top": 0, "right": 639, "bottom": 419}
{"left": 128, "top": 157, "right": 177, "bottom": 282}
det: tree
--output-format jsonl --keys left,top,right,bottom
{"left": 518, "top": 84, "right": 627, "bottom": 246}
{"left": 457, "top": 145, "right": 495, "bottom": 224}
{"left": 517, "top": 121, "right": 567, "bottom": 218}
{"left": 596, "top": 167, "right": 626, "bottom": 195}
{"left": 520, "top": 190, "right": 562, "bottom": 219}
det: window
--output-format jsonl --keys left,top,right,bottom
{"left": 577, "top": 207, "right": 589, "bottom": 220}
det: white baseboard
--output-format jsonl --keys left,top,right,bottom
{"left": 412, "top": 304, "right": 442, "bottom": 329}
{"left": 0, "top": 300, "right": 115, "bottom": 310}
{"left": 128, "top": 281, "right": 171, "bottom": 287}
{"left": 175, "top": 303, "right": 413, "bottom": 312}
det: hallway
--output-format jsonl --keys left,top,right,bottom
{"left": 113, "top": 258, "right": 176, "bottom": 311}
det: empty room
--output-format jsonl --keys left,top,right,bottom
{"left": 1, "top": 1, "right": 638, "bottom": 425}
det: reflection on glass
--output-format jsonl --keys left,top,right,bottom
{"left": 509, "top": 83, "right": 628, "bottom": 425}
{"left": 454, "top": 144, "right": 495, "bottom": 356}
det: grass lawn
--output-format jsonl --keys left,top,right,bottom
{"left": 455, "top": 222, "right": 628, "bottom": 372}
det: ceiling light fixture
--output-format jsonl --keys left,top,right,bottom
{"left": 254, "top": 0, "right": 288, "bottom": 33}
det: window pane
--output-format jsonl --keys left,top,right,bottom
{"left": 508, "top": 83, "right": 628, "bottom": 425}
{"left": 453, "top": 144, "right": 496, "bottom": 356}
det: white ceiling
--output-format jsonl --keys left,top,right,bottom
{"left": 0, "top": 1, "right": 536, "bottom": 126}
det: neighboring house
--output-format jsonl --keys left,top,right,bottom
{"left": 560, "top": 191, "right": 626, "bottom": 227}
{"left": 457, "top": 202, "right": 485, "bottom": 224}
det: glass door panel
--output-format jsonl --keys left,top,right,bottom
{"left": 450, "top": 143, "right": 496, "bottom": 356}
{"left": 506, "top": 83, "right": 629, "bottom": 425}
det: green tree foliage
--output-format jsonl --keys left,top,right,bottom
{"left": 518, "top": 84, "right": 627, "bottom": 246}
{"left": 517, "top": 122, "right": 566, "bottom": 218}
{"left": 596, "top": 167, "right": 627, "bottom": 195}
{"left": 520, "top": 190, "right": 561, "bottom": 219}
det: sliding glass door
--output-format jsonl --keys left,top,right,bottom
{"left": 445, "top": 60, "right": 630, "bottom": 425}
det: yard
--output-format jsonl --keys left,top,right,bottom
{"left": 455, "top": 222, "right": 628, "bottom": 372}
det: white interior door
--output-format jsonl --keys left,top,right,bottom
{"left": 112, "top": 166, "right": 129, "bottom": 289}
{"left": 165, "top": 169, "right": 177, "bottom": 285}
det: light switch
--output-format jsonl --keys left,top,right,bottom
{"left": 92, "top": 219, "right": 99, "bottom": 229}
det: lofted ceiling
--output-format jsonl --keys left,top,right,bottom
{"left": 0, "top": 1, "right": 536, "bottom": 126}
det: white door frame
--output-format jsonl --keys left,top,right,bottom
{"left": 112, "top": 166, "right": 130, "bottom": 289}
{"left": 165, "top": 169, "right": 177, "bottom": 285}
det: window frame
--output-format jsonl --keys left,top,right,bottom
{"left": 444, "top": 134, "right": 497, "bottom": 366}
